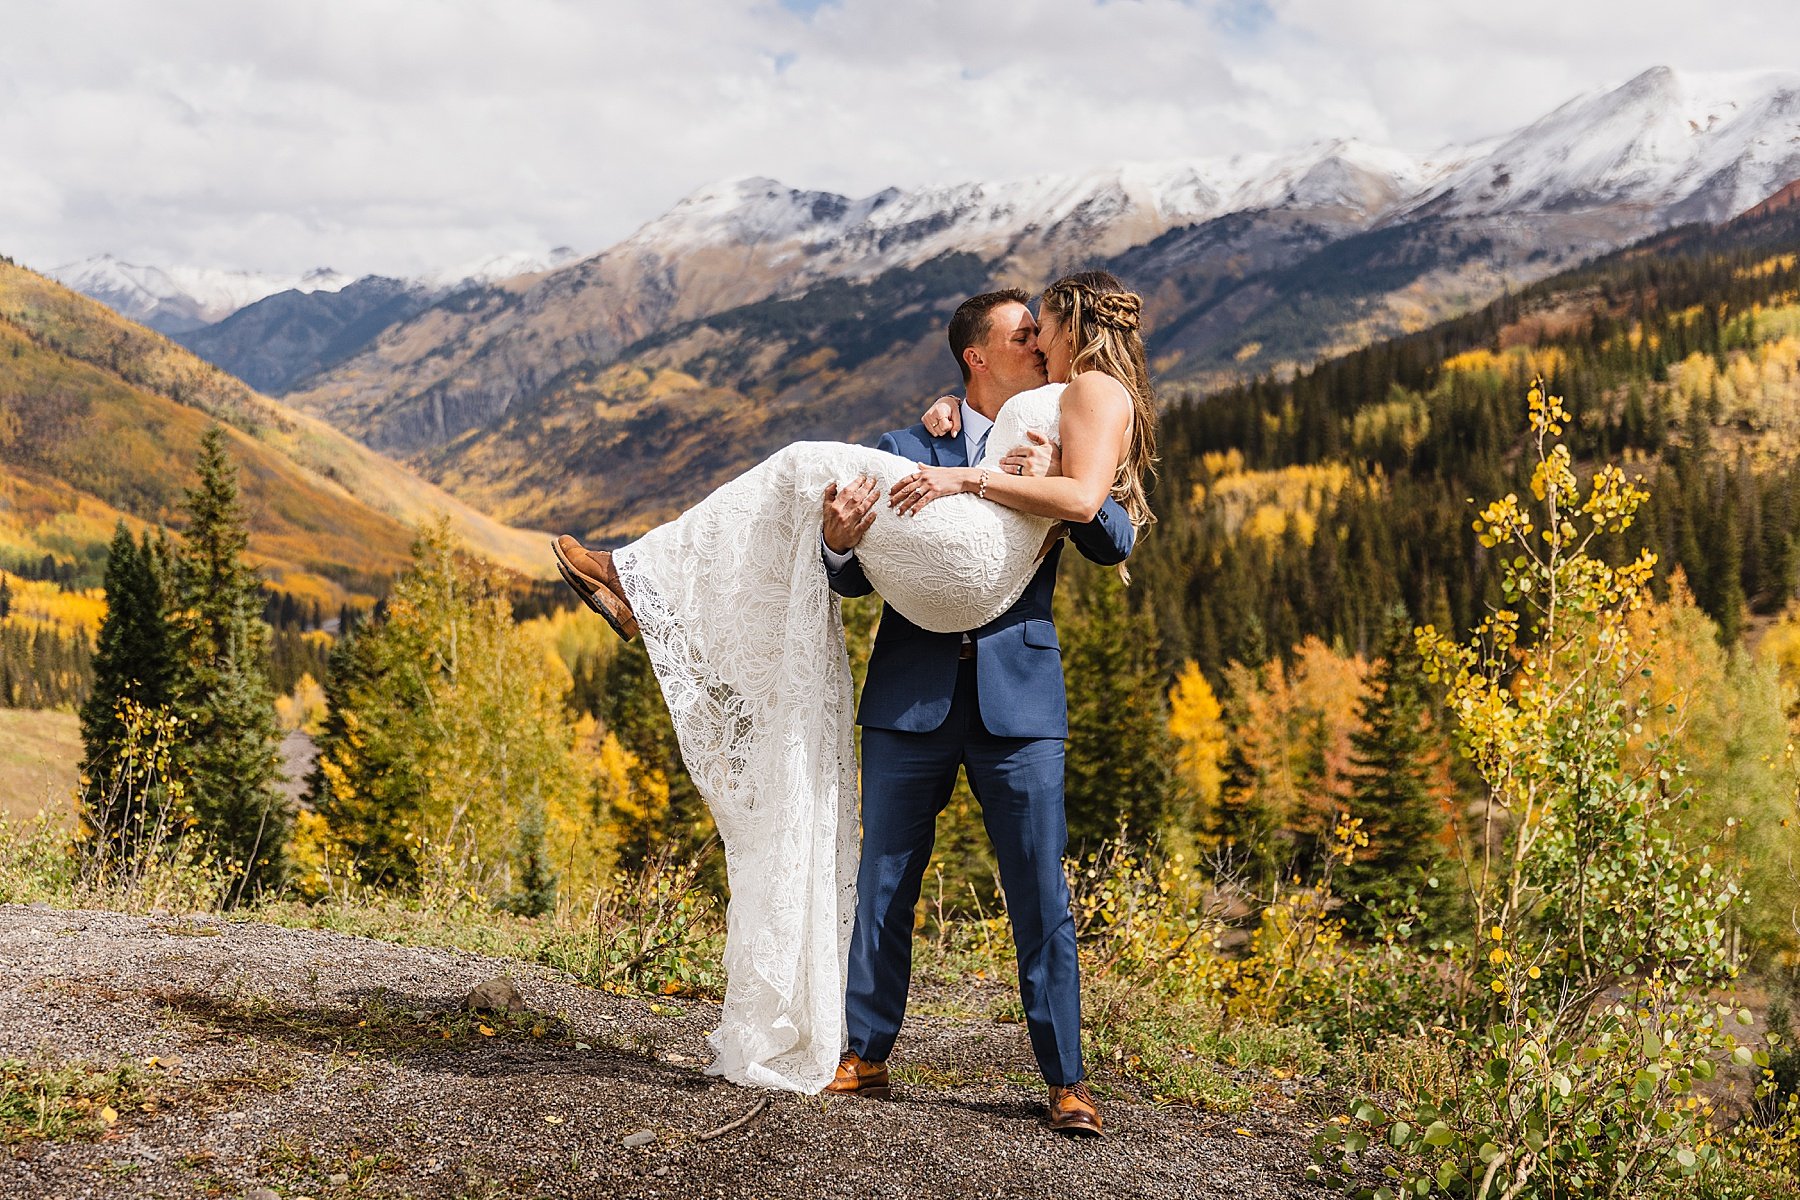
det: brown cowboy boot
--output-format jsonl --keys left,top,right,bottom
{"left": 551, "top": 535, "right": 638, "bottom": 641}
{"left": 1045, "top": 1081, "right": 1103, "bottom": 1136}
{"left": 823, "top": 1051, "right": 891, "bottom": 1099}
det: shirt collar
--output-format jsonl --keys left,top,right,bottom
{"left": 959, "top": 400, "right": 994, "bottom": 457}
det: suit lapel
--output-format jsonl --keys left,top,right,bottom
{"left": 933, "top": 431, "right": 966, "bottom": 468}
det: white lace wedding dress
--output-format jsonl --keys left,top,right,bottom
{"left": 611, "top": 382, "right": 1065, "bottom": 1093}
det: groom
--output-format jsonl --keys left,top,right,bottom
{"left": 817, "top": 288, "right": 1134, "bottom": 1135}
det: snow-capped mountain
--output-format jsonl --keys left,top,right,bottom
{"left": 50, "top": 246, "right": 581, "bottom": 339}
{"left": 278, "top": 65, "right": 1800, "bottom": 460}
{"left": 1407, "top": 66, "right": 1800, "bottom": 223}
{"left": 622, "top": 67, "right": 1800, "bottom": 282}
{"left": 48, "top": 255, "right": 357, "bottom": 335}
{"left": 622, "top": 138, "right": 1456, "bottom": 285}
{"left": 425, "top": 246, "right": 582, "bottom": 291}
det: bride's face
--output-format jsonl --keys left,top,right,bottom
{"left": 1037, "top": 307, "right": 1073, "bottom": 383}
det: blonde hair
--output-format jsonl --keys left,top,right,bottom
{"left": 1039, "top": 270, "right": 1158, "bottom": 533}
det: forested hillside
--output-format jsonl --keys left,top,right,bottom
{"left": 1137, "top": 189, "right": 1800, "bottom": 678}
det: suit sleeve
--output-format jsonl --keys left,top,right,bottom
{"left": 825, "top": 430, "right": 905, "bottom": 598}
{"left": 826, "top": 548, "right": 874, "bottom": 598}
{"left": 1067, "top": 495, "right": 1135, "bottom": 566}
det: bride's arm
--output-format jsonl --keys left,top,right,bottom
{"left": 890, "top": 373, "right": 1131, "bottom": 523}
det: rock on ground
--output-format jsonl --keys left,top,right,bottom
{"left": 0, "top": 905, "right": 1328, "bottom": 1199}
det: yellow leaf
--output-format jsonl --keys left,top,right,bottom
{"left": 100, "top": 1106, "right": 119, "bottom": 1125}
{"left": 544, "top": 1114, "right": 564, "bottom": 1125}
{"left": 477, "top": 1024, "right": 496, "bottom": 1036}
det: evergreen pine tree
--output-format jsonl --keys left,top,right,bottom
{"left": 504, "top": 794, "right": 558, "bottom": 917}
{"left": 307, "top": 622, "right": 423, "bottom": 888}
{"left": 1058, "top": 567, "right": 1175, "bottom": 851}
{"left": 168, "top": 427, "right": 287, "bottom": 901}
{"left": 78, "top": 523, "right": 176, "bottom": 860}
{"left": 600, "top": 639, "right": 708, "bottom": 867}
{"left": 307, "top": 524, "right": 603, "bottom": 902}
{"left": 1339, "top": 609, "right": 1453, "bottom": 933}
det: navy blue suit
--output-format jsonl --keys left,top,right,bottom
{"left": 827, "top": 421, "right": 1134, "bottom": 1085}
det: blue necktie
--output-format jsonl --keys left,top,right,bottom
{"left": 970, "top": 428, "right": 988, "bottom": 467}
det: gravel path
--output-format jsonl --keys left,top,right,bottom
{"left": 1, "top": 904, "right": 1331, "bottom": 1199}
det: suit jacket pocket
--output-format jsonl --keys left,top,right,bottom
{"left": 1022, "top": 619, "right": 1060, "bottom": 651}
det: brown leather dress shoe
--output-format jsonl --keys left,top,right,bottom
{"left": 822, "top": 1051, "right": 891, "bottom": 1099}
{"left": 1045, "top": 1081, "right": 1103, "bottom": 1136}
{"left": 551, "top": 536, "right": 639, "bottom": 641}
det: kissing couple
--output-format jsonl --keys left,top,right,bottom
{"left": 554, "top": 270, "right": 1156, "bottom": 1136}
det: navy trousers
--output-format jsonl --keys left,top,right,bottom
{"left": 843, "top": 659, "right": 1084, "bottom": 1085}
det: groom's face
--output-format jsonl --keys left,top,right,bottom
{"left": 977, "top": 301, "right": 1050, "bottom": 398}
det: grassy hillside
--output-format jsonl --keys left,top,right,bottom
{"left": 0, "top": 260, "right": 550, "bottom": 599}
{"left": 0, "top": 708, "right": 79, "bottom": 821}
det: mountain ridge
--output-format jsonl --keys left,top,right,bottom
{"left": 266, "top": 67, "right": 1800, "bottom": 470}
{"left": 0, "top": 261, "right": 552, "bottom": 601}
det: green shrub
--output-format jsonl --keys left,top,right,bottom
{"left": 1, "top": 700, "right": 230, "bottom": 913}
{"left": 1315, "top": 382, "right": 1767, "bottom": 1197}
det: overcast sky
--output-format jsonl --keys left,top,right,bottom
{"left": 6, "top": 0, "right": 1800, "bottom": 278}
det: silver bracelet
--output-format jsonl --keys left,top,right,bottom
{"left": 977, "top": 469, "right": 989, "bottom": 500}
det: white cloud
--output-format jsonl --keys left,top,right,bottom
{"left": 5, "top": 0, "right": 1799, "bottom": 277}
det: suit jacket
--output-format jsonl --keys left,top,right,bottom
{"left": 826, "top": 422, "right": 1135, "bottom": 739}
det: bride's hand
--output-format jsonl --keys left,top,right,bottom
{"left": 998, "top": 431, "right": 1058, "bottom": 478}
{"left": 921, "top": 396, "right": 961, "bottom": 438}
{"left": 890, "top": 465, "right": 975, "bottom": 516}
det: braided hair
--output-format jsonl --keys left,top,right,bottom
{"left": 1039, "top": 270, "right": 1158, "bottom": 533}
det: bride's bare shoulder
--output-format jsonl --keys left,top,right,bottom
{"left": 1059, "top": 371, "right": 1131, "bottom": 416}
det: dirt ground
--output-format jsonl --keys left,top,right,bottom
{"left": 0, "top": 904, "right": 1336, "bottom": 1199}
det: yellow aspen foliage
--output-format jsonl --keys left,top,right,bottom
{"left": 1218, "top": 637, "right": 1369, "bottom": 848}
{"left": 1191, "top": 462, "right": 1357, "bottom": 543}
{"left": 305, "top": 523, "right": 608, "bottom": 908}
{"left": 1167, "top": 660, "right": 1226, "bottom": 829}
{"left": 2, "top": 577, "right": 106, "bottom": 638}
{"left": 274, "top": 672, "right": 327, "bottom": 735}
{"left": 285, "top": 810, "right": 340, "bottom": 902}
{"left": 1736, "top": 253, "right": 1798, "bottom": 280}
{"left": 597, "top": 730, "right": 672, "bottom": 864}
{"left": 519, "top": 606, "right": 617, "bottom": 678}
{"left": 1757, "top": 597, "right": 1800, "bottom": 696}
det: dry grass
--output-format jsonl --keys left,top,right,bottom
{"left": 0, "top": 708, "right": 79, "bottom": 824}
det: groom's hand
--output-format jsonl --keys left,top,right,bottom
{"left": 823, "top": 477, "right": 879, "bottom": 554}
{"left": 922, "top": 396, "right": 961, "bottom": 437}
{"left": 998, "top": 430, "right": 1058, "bottom": 478}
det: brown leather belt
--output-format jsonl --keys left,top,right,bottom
{"left": 958, "top": 641, "right": 976, "bottom": 660}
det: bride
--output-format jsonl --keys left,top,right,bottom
{"left": 552, "top": 270, "right": 1157, "bottom": 1092}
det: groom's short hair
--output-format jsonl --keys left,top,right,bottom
{"left": 948, "top": 288, "right": 1032, "bottom": 383}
